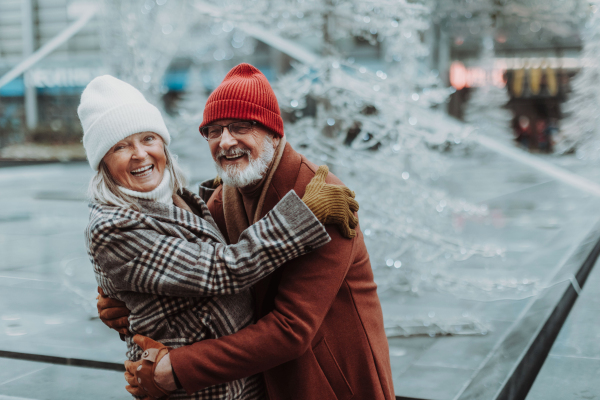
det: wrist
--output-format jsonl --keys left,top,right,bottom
{"left": 154, "top": 353, "right": 177, "bottom": 392}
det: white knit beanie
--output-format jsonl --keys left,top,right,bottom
{"left": 78, "top": 75, "right": 171, "bottom": 170}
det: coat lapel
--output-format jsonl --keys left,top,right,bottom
{"left": 217, "top": 140, "right": 305, "bottom": 316}
{"left": 251, "top": 142, "right": 304, "bottom": 316}
{"left": 255, "top": 142, "right": 303, "bottom": 221}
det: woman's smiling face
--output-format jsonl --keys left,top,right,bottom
{"left": 103, "top": 131, "right": 166, "bottom": 192}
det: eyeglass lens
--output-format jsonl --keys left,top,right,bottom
{"left": 202, "top": 122, "right": 253, "bottom": 140}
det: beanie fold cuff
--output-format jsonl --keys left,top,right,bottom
{"left": 201, "top": 100, "right": 284, "bottom": 137}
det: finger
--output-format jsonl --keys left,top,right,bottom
{"left": 124, "top": 371, "right": 137, "bottom": 386}
{"left": 305, "top": 166, "right": 329, "bottom": 195}
{"left": 338, "top": 222, "right": 355, "bottom": 239}
{"left": 124, "top": 360, "right": 142, "bottom": 375}
{"left": 133, "top": 334, "right": 164, "bottom": 350}
{"left": 307, "top": 166, "right": 328, "bottom": 189}
{"left": 98, "top": 287, "right": 106, "bottom": 297}
{"left": 313, "top": 165, "right": 329, "bottom": 183}
{"left": 341, "top": 186, "right": 356, "bottom": 199}
{"left": 347, "top": 212, "right": 359, "bottom": 229}
{"left": 342, "top": 223, "right": 357, "bottom": 239}
{"left": 97, "top": 295, "right": 127, "bottom": 309}
{"left": 348, "top": 197, "right": 359, "bottom": 213}
{"left": 126, "top": 385, "right": 147, "bottom": 397}
{"left": 100, "top": 306, "right": 130, "bottom": 320}
{"left": 105, "top": 316, "right": 130, "bottom": 331}
{"left": 119, "top": 328, "right": 131, "bottom": 336}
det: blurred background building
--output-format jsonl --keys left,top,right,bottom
{"left": 0, "top": 0, "right": 589, "bottom": 156}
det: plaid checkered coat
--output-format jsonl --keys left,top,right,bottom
{"left": 86, "top": 188, "right": 330, "bottom": 400}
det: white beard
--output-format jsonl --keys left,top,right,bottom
{"left": 214, "top": 135, "right": 275, "bottom": 188}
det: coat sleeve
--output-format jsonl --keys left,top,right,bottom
{"left": 169, "top": 224, "right": 357, "bottom": 393}
{"left": 90, "top": 191, "right": 330, "bottom": 297}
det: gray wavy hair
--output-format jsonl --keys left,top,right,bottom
{"left": 87, "top": 145, "right": 187, "bottom": 211}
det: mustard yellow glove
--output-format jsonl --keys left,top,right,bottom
{"left": 212, "top": 175, "right": 222, "bottom": 188}
{"left": 302, "top": 165, "right": 360, "bottom": 239}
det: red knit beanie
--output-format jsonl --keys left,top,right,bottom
{"left": 200, "top": 63, "right": 284, "bottom": 137}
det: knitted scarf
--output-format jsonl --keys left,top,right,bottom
{"left": 119, "top": 169, "right": 174, "bottom": 205}
{"left": 222, "top": 136, "right": 286, "bottom": 244}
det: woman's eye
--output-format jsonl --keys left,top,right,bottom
{"left": 114, "top": 145, "right": 125, "bottom": 151}
{"left": 145, "top": 135, "right": 155, "bottom": 142}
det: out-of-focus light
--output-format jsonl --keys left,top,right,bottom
{"left": 530, "top": 21, "right": 542, "bottom": 33}
{"left": 213, "top": 49, "right": 225, "bottom": 61}
{"left": 450, "top": 61, "right": 467, "bottom": 90}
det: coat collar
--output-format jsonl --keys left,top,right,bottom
{"left": 136, "top": 188, "right": 227, "bottom": 244}
{"left": 221, "top": 139, "right": 303, "bottom": 243}
{"left": 255, "top": 141, "right": 303, "bottom": 220}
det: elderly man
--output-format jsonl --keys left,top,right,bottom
{"left": 99, "top": 63, "right": 394, "bottom": 400}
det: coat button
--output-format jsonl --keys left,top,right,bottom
{"left": 137, "top": 365, "right": 142, "bottom": 371}
{"left": 143, "top": 351, "right": 149, "bottom": 357}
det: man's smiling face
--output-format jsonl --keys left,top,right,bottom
{"left": 208, "top": 119, "right": 280, "bottom": 187}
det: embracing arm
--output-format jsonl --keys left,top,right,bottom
{"left": 169, "top": 225, "right": 357, "bottom": 393}
{"left": 90, "top": 191, "right": 329, "bottom": 298}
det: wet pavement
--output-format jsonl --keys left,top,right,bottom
{"left": 384, "top": 146, "right": 600, "bottom": 399}
{"left": 0, "top": 358, "right": 126, "bottom": 399}
{"left": 526, "top": 251, "right": 600, "bottom": 400}
{"left": 1, "top": 139, "right": 599, "bottom": 399}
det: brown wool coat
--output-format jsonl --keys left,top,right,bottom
{"left": 170, "top": 143, "right": 395, "bottom": 400}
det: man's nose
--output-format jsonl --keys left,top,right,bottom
{"left": 219, "top": 127, "right": 238, "bottom": 151}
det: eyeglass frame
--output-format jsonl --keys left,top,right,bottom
{"left": 199, "top": 120, "right": 258, "bottom": 141}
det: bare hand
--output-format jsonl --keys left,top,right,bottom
{"left": 97, "top": 287, "right": 130, "bottom": 335}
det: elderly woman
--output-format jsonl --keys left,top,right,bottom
{"left": 79, "top": 76, "right": 358, "bottom": 400}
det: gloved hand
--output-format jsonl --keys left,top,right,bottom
{"left": 302, "top": 165, "right": 360, "bottom": 239}
{"left": 124, "top": 335, "right": 175, "bottom": 400}
{"left": 97, "top": 287, "right": 130, "bottom": 335}
{"left": 213, "top": 175, "right": 222, "bottom": 187}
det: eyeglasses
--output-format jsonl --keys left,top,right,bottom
{"left": 199, "top": 121, "right": 257, "bottom": 141}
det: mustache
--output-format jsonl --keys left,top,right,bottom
{"left": 215, "top": 147, "right": 251, "bottom": 160}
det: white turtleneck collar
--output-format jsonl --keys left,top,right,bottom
{"left": 119, "top": 169, "right": 174, "bottom": 205}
